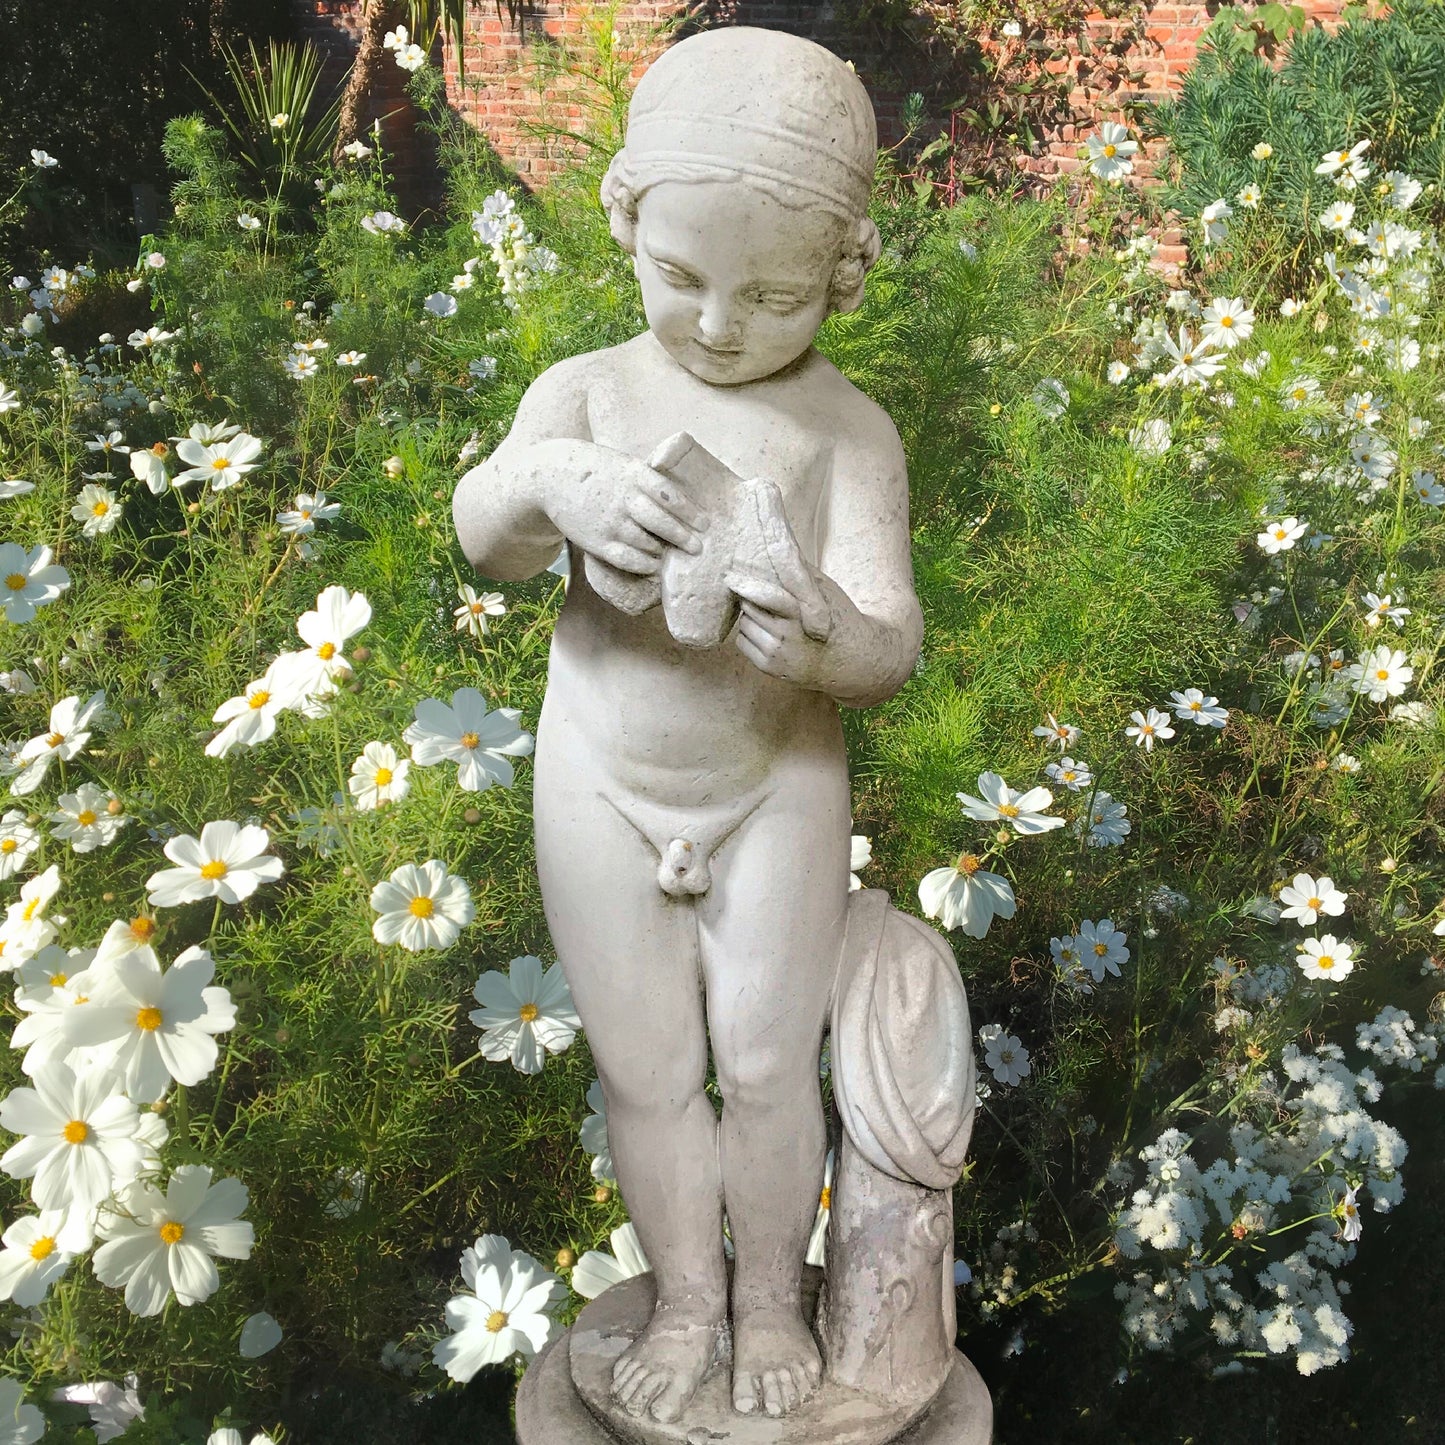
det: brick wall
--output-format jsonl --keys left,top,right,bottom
{"left": 292, "top": 0, "right": 1346, "bottom": 224}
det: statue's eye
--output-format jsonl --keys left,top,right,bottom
{"left": 654, "top": 261, "right": 701, "bottom": 288}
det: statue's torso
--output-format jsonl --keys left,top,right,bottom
{"left": 542, "top": 331, "right": 848, "bottom": 805}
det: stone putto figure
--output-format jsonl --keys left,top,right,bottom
{"left": 453, "top": 25, "right": 989, "bottom": 1443}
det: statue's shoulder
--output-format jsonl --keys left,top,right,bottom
{"left": 806, "top": 351, "right": 904, "bottom": 461}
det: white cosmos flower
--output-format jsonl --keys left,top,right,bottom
{"left": 342, "top": 139, "right": 372, "bottom": 160}
{"left": 0, "top": 542, "right": 71, "bottom": 624}
{"left": 0, "top": 1206, "right": 92, "bottom": 1306}
{"left": 1411, "top": 470, "right": 1444, "bottom": 506}
{"left": 1168, "top": 688, "right": 1228, "bottom": 727}
{"left": 205, "top": 661, "right": 302, "bottom": 758}
{"left": 0, "top": 385, "right": 20, "bottom": 414}
{"left": 1200, "top": 198, "right": 1232, "bottom": 245}
{"left": 1126, "top": 707, "right": 1175, "bottom": 750}
{"left": 806, "top": 1148, "right": 834, "bottom": 1267}
{"left": 1315, "top": 140, "right": 1369, "bottom": 177}
{"left": 1032, "top": 713, "right": 1078, "bottom": 749}
{"left": 0, "top": 478, "right": 35, "bottom": 500}
{"left": 0, "top": 1377, "right": 43, "bottom": 1444}
{"left": 979, "top": 1023, "right": 1031, "bottom": 1085}
{"left": 9, "top": 947, "right": 109, "bottom": 1076}
{"left": 469, "top": 955, "right": 581, "bottom": 1073}
{"left": 424, "top": 291, "right": 458, "bottom": 318}
{"left": 370, "top": 859, "right": 474, "bottom": 952}
{"left": 12, "top": 689, "right": 105, "bottom": 798}
{"left": 49, "top": 782, "right": 127, "bottom": 852}
{"left": 1129, "top": 419, "right": 1172, "bottom": 457}
{"left": 237, "top": 213, "right": 261, "bottom": 231}
{"left": 1075, "top": 918, "right": 1130, "bottom": 980}
{"left": 62, "top": 944, "right": 234, "bottom": 1103}
{"left": 172, "top": 431, "right": 264, "bottom": 491}
{"left": 395, "top": 41, "right": 427, "bottom": 70}
{"left": 918, "top": 856, "right": 1016, "bottom": 938}
{"left": 0, "top": 668, "right": 36, "bottom": 694}
{"left": 349, "top": 741, "right": 410, "bottom": 810}
{"left": 283, "top": 353, "right": 318, "bottom": 380}
{"left": 1031, "top": 377, "right": 1069, "bottom": 418}
{"left": 1361, "top": 592, "right": 1409, "bottom": 630}
{"left": 572, "top": 1221, "right": 650, "bottom": 1299}
{"left": 1085, "top": 122, "right": 1138, "bottom": 182}
{"left": 433, "top": 1235, "right": 565, "bottom": 1381}
{"left": 1346, "top": 646, "right": 1412, "bottom": 702}
{"left": 50, "top": 1375, "right": 144, "bottom": 1443}
{"left": 955, "top": 771, "right": 1063, "bottom": 834}
{"left": 174, "top": 419, "right": 242, "bottom": 445}
{"left": 1, "top": 865, "right": 63, "bottom": 959}
{"left": 453, "top": 584, "right": 506, "bottom": 639}
{"left": 93, "top": 1164, "right": 253, "bottom": 1316}
{"left": 1319, "top": 200, "right": 1356, "bottom": 232}
{"left": 1199, "top": 297, "right": 1254, "bottom": 349}
{"left": 1044, "top": 757, "right": 1091, "bottom": 791}
{"left": 1257, "top": 516, "right": 1307, "bottom": 554}
{"left": 1158, "top": 327, "right": 1224, "bottom": 387}
{"left": 267, "top": 584, "right": 372, "bottom": 716}
{"left": 0, "top": 1059, "right": 142, "bottom": 1211}
{"left": 580, "top": 1078, "right": 613, "bottom": 1182}
{"left": 144, "top": 821, "right": 284, "bottom": 909}
{"left": 1075, "top": 790, "right": 1130, "bottom": 847}
{"left": 128, "top": 441, "right": 172, "bottom": 494}
{"left": 849, "top": 832, "right": 872, "bottom": 890}
{"left": 1107, "top": 361, "right": 1130, "bottom": 384}
{"left": 1278, "top": 873, "right": 1347, "bottom": 926}
{"left": 359, "top": 211, "right": 406, "bottom": 235}
{"left": 0, "top": 808, "right": 40, "bottom": 880}
{"left": 71, "top": 483, "right": 122, "bottom": 537}
{"left": 1296, "top": 934, "right": 1356, "bottom": 982}
{"left": 277, "top": 491, "right": 340, "bottom": 536}
{"left": 403, "top": 686, "right": 534, "bottom": 791}
{"left": 335, "top": 349, "right": 367, "bottom": 366}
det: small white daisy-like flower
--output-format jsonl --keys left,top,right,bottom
{"left": 336, "top": 350, "right": 367, "bottom": 366}
{"left": 11, "top": 690, "right": 105, "bottom": 796}
{"left": 0, "top": 1206, "right": 92, "bottom": 1307}
{"left": 1125, "top": 707, "right": 1175, "bottom": 751}
{"left": 403, "top": 687, "right": 534, "bottom": 792}
{"left": 283, "top": 353, "right": 319, "bottom": 380}
{"left": 1296, "top": 933, "right": 1355, "bottom": 982}
{"left": 1346, "top": 645, "right": 1412, "bottom": 702}
{"left": 955, "top": 771, "right": 1064, "bottom": 835}
{"left": 580, "top": 1078, "right": 613, "bottom": 1183}
{"left": 237, "top": 213, "right": 262, "bottom": 231}
{"left": 1278, "top": 872, "right": 1347, "bottom": 926}
{"left": 1257, "top": 516, "right": 1308, "bottom": 554}
{"left": 918, "top": 855, "right": 1016, "bottom": 938}
{"left": 979, "top": 1023, "right": 1031, "bottom": 1085}
{"left": 1084, "top": 122, "right": 1138, "bottom": 182}
{"left": 469, "top": 955, "right": 581, "bottom": 1074}
{"left": 1106, "top": 361, "right": 1130, "bottom": 385}
{"left": 848, "top": 833, "right": 872, "bottom": 891}
{"left": 1199, "top": 297, "right": 1254, "bottom": 350}
{"left": 424, "top": 291, "right": 458, "bottom": 318}
{"left": 1032, "top": 712, "right": 1078, "bottom": 749}
{"left": 1075, "top": 918, "right": 1130, "bottom": 981}
{"left": 1044, "top": 756, "right": 1091, "bottom": 791}
{"left": 92, "top": 1164, "right": 253, "bottom": 1316}
{"left": 48, "top": 782, "right": 127, "bottom": 853}
{"left": 370, "top": 859, "right": 474, "bottom": 952}
{"left": 0, "top": 808, "right": 41, "bottom": 881}
{"left": 359, "top": 211, "right": 406, "bottom": 235}
{"left": 453, "top": 584, "right": 506, "bottom": 639}
{"left": 432, "top": 1235, "right": 565, "bottom": 1381}
{"left": 1168, "top": 688, "right": 1228, "bottom": 727}
{"left": 277, "top": 491, "right": 340, "bottom": 536}
{"left": 349, "top": 741, "right": 410, "bottom": 811}
{"left": 0, "top": 543, "right": 71, "bottom": 625}
{"left": 70, "top": 483, "right": 122, "bottom": 538}
{"left": 172, "top": 431, "right": 264, "bottom": 491}
{"left": 572, "top": 1221, "right": 650, "bottom": 1299}
{"left": 144, "top": 821, "right": 285, "bottom": 909}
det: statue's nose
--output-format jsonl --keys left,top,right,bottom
{"left": 697, "top": 299, "right": 743, "bottom": 349}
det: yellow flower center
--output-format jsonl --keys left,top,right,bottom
{"left": 1189, "top": 700, "right": 1202, "bottom": 711}
{"left": 46, "top": 732, "right": 64, "bottom": 748}
{"left": 955, "top": 852, "right": 982, "bottom": 876}
{"left": 998, "top": 803, "right": 1020, "bottom": 818}
{"left": 1307, "top": 896, "right": 1322, "bottom": 910}
{"left": 1182, "top": 351, "right": 1195, "bottom": 364}
{"left": 0, "top": 839, "right": 14, "bottom": 853}
{"left": 1063, "top": 771, "right": 1076, "bottom": 782}
{"left": 1141, "top": 724, "right": 1154, "bottom": 735}
{"left": 1221, "top": 316, "right": 1234, "bottom": 327}
{"left": 1376, "top": 668, "right": 1390, "bottom": 680}
{"left": 159, "top": 1220, "right": 185, "bottom": 1245}
{"left": 5, "top": 573, "right": 27, "bottom": 591}
{"left": 63, "top": 1119, "right": 89, "bottom": 1144}
{"left": 819, "top": 1185, "right": 832, "bottom": 1210}
{"left": 211, "top": 457, "right": 230, "bottom": 470}
{"left": 1103, "top": 143, "right": 1117, "bottom": 157}
{"left": 519, "top": 1002, "right": 539, "bottom": 1023}
{"left": 91, "top": 501, "right": 109, "bottom": 516}
{"left": 409, "top": 895, "right": 434, "bottom": 918}
{"left": 1317, "top": 955, "right": 1335, "bottom": 971}
{"left": 1293, "top": 389, "right": 1307, "bottom": 401}
{"left": 22, "top": 899, "right": 41, "bottom": 920}
{"left": 300, "top": 509, "right": 311, "bottom": 519}
{"left": 249, "top": 690, "right": 270, "bottom": 709}
{"left": 151, "top": 442, "right": 169, "bottom": 458}
{"left": 76, "top": 809, "right": 97, "bottom": 826}
{"left": 460, "top": 731, "right": 480, "bottom": 750}
{"left": 29, "top": 1235, "right": 56, "bottom": 1262}
{"left": 1094, "top": 943, "right": 1109, "bottom": 956}
{"left": 485, "top": 1310, "right": 509, "bottom": 1332}
{"left": 200, "top": 859, "right": 229, "bottom": 880}
{"left": 135, "top": 1006, "right": 163, "bottom": 1031}
{"left": 318, "top": 641, "right": 337, "bottom": 660}
{"left": 374, "top": 767, "right": 393, "bottom": 786}
{"left": 130, "top": 917, "right": 156, "bottom": 942}
{"left": 49, "top": 972, "right": 66, "bottom": 987}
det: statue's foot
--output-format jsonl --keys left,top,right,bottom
{"left": 730, "top": 1298, "right": 823, "bottom": 1418}
{"left": 610, "top": 1299, "right": 726, "bottom": 1423}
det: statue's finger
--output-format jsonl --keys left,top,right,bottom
{"left": 726, "top": 568, "right": 799, "bottom": 617}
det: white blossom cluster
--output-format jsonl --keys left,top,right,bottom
{"left": 469, "top": 190, "right": 560, "bottom": 312}
{"left": 1354, "top": 1004, "right": 1442, "bottom": 1080}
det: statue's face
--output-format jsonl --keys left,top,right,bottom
{"left": 634, "top": 178, "right": 847, "bottom": 386}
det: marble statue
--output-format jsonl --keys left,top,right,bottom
{"left": 453, "top": 25, "right": 991, "bottom": 1443}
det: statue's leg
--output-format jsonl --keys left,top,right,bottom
{"left": 534, "top": 746, "right": 727, "bottom": 1424}
{"left": 698, "top": 756, "right": 851, "bottom": 1420}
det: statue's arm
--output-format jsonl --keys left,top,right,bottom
{"left": 451, "top": 357, "right": 595, "bottom": 583}
{"left": 812, "top": 410, "right": 924, "bottom": 709}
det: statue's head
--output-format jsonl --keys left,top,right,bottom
{"left": 601, "top": 27, "right": 882, "bottom": 385}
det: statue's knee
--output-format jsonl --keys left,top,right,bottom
{"left": 715, "top": 1055, "right": 811, "bottom": 1113}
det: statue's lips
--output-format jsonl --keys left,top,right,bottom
{"left": 694, "top": 339, "right": 742, "bottom": 357}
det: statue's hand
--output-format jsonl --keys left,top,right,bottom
{"left": 726, "top": 481, "right": 837, "bottom": 686}
{"left": 549, "top": 448, "right": 710, "bottom": 576}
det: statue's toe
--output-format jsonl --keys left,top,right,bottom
{"left": 731, "top": 1371, "right": 760, "bottom": 1414}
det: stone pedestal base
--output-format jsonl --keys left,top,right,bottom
{"left": 515, "top": 1272, "right": 992, "bottom": 1445}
